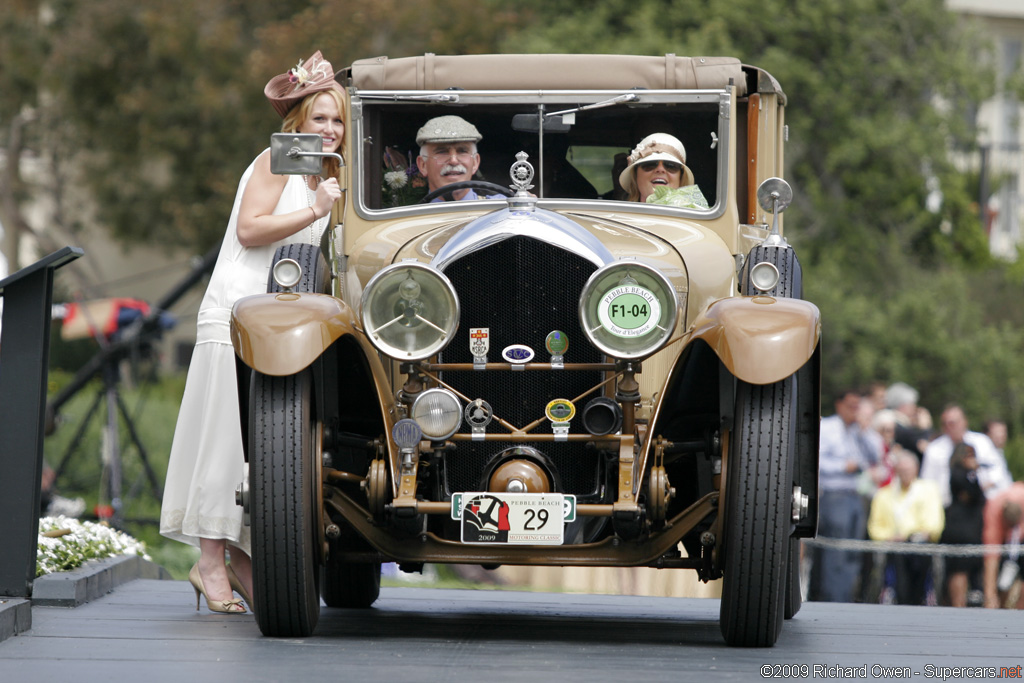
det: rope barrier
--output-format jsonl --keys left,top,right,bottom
{"left": 803, "top": 536, "right": 1016, "bottom": 557}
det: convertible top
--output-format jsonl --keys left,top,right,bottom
{"left": 344, "top": 53, "right": 759, "bottom": 96}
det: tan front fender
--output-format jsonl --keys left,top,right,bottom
{"left": 689, "top": 296, "right": 821, "bottom": 385}
{"left": 231, "top": 292, "right": 361, "bottom": 376}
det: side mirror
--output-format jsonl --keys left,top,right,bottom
{"left": 756, "top": 177, "right": 793, "bottom": 214}
{"left": 756, "top": 177, "right": 793, "bottom": 247}
{"left": 270, "top": 133, "right": 344, "bottom": 175}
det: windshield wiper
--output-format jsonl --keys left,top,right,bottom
{"left": 358, "top": 93, "right": 460, "bottom": 103}
{"left": 545, "top": 93, "right": 639, "bottom": 119}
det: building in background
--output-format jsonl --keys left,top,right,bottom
{"left": 949, "top": 0, "right": 1024, "bottom": 259}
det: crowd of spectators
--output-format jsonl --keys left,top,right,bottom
{"left": 810, "top": 382, "right": 1021, "bottom": 609}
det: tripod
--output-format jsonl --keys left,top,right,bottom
{"left": 46, "top": 247, "right": 218, "bottom": 528}
{"left": 51, "top": 339, "right": 164, "bottom": 528}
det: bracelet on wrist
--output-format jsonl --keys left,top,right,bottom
{"left": 309, "top": 207, "right": 317, "bottom": 222}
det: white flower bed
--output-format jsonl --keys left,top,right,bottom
{"left": 37, "top": 515, "right": 150, "bottom": 577}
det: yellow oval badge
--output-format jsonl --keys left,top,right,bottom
{"left": 545, "top": 399, "right": 576, "bottom": 423}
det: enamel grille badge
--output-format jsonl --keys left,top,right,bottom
{"left": 502, "top": 344, "right": 534, "bottom": 364}
{"left": 545, "top": 330, "right": 568, "bottom": 367}
{"left": 465, "top": 399, "right": 494, "bottom": 440}
{"left": 470, "top": 327, "right": 489, "bottom": 356}
{"left": 470, "top": 327, "right": 489, "bottom": 367}
{"left": 545, "top": 399, "right": 575, "bottom": 423}
{"left": 545, "top": 398, "right": 575, "bottom": 440}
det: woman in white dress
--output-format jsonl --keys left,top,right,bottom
{"left": 160, "top": 51, "right": 344, "bottom": 613}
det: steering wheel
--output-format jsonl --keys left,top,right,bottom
{"left": 418, "top": 180, "right": 514, "bottom": 204}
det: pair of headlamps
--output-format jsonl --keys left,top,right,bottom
{"left": 359, "top": 259, "right": 680, "bottom": 364}
{"left": 360, "top": 260, "right": 679, "bottom": 442}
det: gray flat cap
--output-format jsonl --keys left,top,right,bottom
{"left": 415, "top": 115, "right": 482, "bottom": 146}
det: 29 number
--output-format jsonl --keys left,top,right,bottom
{"left": 524, "top": 508, "right": 549, "bottom": 530}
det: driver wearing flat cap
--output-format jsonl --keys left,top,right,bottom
{"left": 415, "top": 115, "right": 499, "bottom": 201}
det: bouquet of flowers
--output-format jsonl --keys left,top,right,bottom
{"left": 647, "top": 184, "right": 710, "bottom": 209}
{"left": 383, "top": 147, "right": 428, "bottom": 206}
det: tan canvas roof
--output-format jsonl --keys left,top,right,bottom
{"left": 347, "top": 53, "right": 751, "bottom": 95}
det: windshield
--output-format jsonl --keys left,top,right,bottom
{"left": 353, "top": 91, "right": 728, "bottom": 212}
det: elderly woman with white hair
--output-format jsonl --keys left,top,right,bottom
{"left": 618, "top": 132, "right": 708, "bottom": 207}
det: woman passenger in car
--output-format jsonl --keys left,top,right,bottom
{"left": 619, "top": 132, "right": 708, "bottom": 207}
{"left": 159, "top": 50, "right": 344, "bottom": 614}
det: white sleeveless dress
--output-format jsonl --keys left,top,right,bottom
{"left": 159, "top": 151, "right": 327, "bottom": 553}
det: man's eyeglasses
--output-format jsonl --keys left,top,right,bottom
{"left": 427, "top": 146, "right": 476, "bottom": 162}
{"left": 638, "top": 159, "right": 682, "bottom": 173}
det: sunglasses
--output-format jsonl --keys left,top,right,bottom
{"left": 638, "top": 159, "right": 682, "bottom": 173}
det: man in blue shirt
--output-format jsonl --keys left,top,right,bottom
{"left": 816, "top": 388, "right": 880, "bottom": 602}
{"left": 414, "top": 115, "right": 501, "bottom": 202}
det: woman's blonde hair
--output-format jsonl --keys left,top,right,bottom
{"left": 281, "top": 86, "right": 347, "bottom": 179}
{"left": 627, "top": 173, "right": 641, "bottom": 202}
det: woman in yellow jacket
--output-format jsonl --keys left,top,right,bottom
{"left": 868, "top": 453, "right": 945, "bottom": 605}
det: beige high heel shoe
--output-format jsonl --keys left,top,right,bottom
{"left": 226, "top": 564, "right": 253, "bottom": 611}
{"left": 188, "top": 563, "right": 246, "bottom": 614}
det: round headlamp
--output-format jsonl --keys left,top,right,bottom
{"left": 411, "top": 388, "right": 462, "bottom": 441}
{"left": 360, "top": 261, "right": 459, "bottom": 360}
{"left": 749, "top": 261, "right": 781, "bottom": 294}
{"left": 272, "top": 258, "right": 303, "bottom": 291}
{"left": 578, "top": 261, "right": 679, "bottom": 359}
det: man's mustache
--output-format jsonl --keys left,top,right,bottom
{"left": 441, "top": 164, "right": 468, "bottom": 176}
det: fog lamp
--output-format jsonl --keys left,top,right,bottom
{"left": 411, "top": 388, "right": 462, "bottom": 441}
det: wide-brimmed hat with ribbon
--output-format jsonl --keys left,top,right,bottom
{"left": 264, "top": 50, "right": 343, "bottom": 118}
{"left": 618, "top": 133, "right": 695, "bottom": 196}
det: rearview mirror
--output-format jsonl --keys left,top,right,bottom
{"left": 270, "top": 133, "right": 344, "bottom": 175}
{"left": 511, "top": 113, "right": 573, "bottom": 134}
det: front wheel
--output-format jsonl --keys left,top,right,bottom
{"left": 719, "top": 378, "right": 795, "bottom": 647}
{"left": 250, "top": 369, "right": 322, "bottom": 636}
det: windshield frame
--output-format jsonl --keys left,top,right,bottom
{"left": 350, "top": 88, "right": 734, "bottom": 221}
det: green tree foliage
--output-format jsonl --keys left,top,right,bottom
{"left": 41, "top": 0, "right": 277, "bottom": 250}
{"left": 504, "top": 0, "right": 1024, "bottom": 477}
{"left": 0, "top": 0, "right": 527, "bottom": 260}
{"left": 508, "top": 0, "right": 995, "bottom": 270}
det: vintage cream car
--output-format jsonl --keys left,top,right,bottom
{"left": 231, "top": 53, "right": 820, "bottom": 647}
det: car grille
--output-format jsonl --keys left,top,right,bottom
{"left": 439, "top": 236, "right": 603, "bottom": 495}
